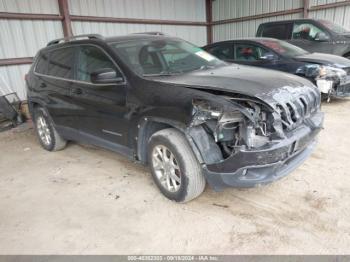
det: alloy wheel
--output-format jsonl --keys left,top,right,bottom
{"left": 152, "top": 145, "right": 181, "bottom": 193}
{"left": 36, "top": 116, "right": 51, "bottom": 146}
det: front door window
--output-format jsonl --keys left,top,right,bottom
{"left": 234, "top": 44, "right": 275, "bottom": 62}
{"left": 77, "top": 45, "right": 120, "bottom": 83}
{"left": 292, "top": 23, "right": 328, "bottom": 41}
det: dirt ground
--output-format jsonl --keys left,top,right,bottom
{"left": 0, "top": 99, "right": 350, "bottom": 255}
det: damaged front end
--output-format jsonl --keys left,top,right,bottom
{"left": 187, "top": 88, "right": 324, "bottom": 191}
{"left": 297, "top": 64, "right": 350, "bottom": 101}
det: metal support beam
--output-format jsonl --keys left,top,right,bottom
{"left": 212, "top": 8, "right": 303, "bottom": 25}
{"left": 0, "top": 12, "right": 207, "bottom": 27}
{"left": 0, "top": 12, "right": 62, "bottom": 20}
{"left": 304, "top": 0, "right": 309, "bottom": 18}
{"left": 206, "top": 0, "right": 213, "bottom": 44}
{"left": 0, "top": 57, "right": 33, "bottom": 66}
{"left": 70, "top": 15, "right": 207, "bottom": 26}
{"left": 58, "top": 0, "right": 73, "bottom": 37}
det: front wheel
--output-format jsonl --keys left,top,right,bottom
{"left": 148, "top": 128, "right": 206, "bottom": 203}
{"left": 33, "top": 107, "right": 67, "bottom": 151}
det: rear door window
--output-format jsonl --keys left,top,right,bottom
{"left": 206, "top": 43, "right": 234, "bottom": 61}
{"left": 260, "top": 23, "right": 292, "bottom": 40}
{"left": 47, "top": 47, "right": 75, "bottom": 79}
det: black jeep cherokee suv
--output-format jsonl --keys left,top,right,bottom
{"left": 26, "top": 33, "right": 324, "bottom": 202}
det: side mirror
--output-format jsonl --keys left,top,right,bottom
{"left": 315, "top": 32, "right": 330, "bottom": 42}
{"left": 91, "top": 68, "right": 123, "bottom": 84}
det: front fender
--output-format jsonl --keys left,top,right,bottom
{"left": 135, "top": 117, "right": 196, "bottom": 164}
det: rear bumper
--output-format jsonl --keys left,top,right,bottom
{"left": 203, "top": 111, "right": 324, "bottom": 191}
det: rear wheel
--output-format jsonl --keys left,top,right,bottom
{"left": 148, "top": 128, "right": 206, "bottom": 202}
{"left": 33, "top": 107, "right": 67, "bottom": 151}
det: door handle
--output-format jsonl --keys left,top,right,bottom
{"left": 39, "top": 83, "right": 47, "bottom": 88}
{"left": 71, "top": 87, "right": 83, "bottom": 95}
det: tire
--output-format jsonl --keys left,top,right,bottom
{"left": 147, "top": 128, "right": 206, "bottom": 203}
{"left": 33, "top": 107, "right": 67, "bottom": 151}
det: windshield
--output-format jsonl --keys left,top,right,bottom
{"left": 110, "top": 38, "right": 225, "bottom": 76}
{"left": 256, "top": 39, "right": 309, "bottom": 57}
{"left": 319, "top": 20, "right": 350, "bottom": 34}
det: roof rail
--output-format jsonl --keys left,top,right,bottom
{"left": 132, "top": 32, "right": 165, "bottom": 36}
{"left": 47, "top": 34, "right": 104, "bottom": 46}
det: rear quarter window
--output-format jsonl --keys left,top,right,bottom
{"left": 35, "top": 52, "right": 49, "bottom": 74}
{"left": 259, "top": 23, "right": 292, "bottom": 40}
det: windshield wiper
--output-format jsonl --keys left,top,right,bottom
{"left": 193, "top": 65, "right": 216, "bottom": 71}
{"left": 143, "top": 70, "right": 184, "bottom": 77}
{"left": 142, "top": 66, "right": 215, "bottom": 77}
{"left": 143, "top": 73, "right": 174, "bottom": 77}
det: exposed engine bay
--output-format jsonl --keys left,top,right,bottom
{"left": 191, "top": 97, "right": 273, "bottom": 159}
{"left": 189, "top": 88, "right": 321, "bottom": 164}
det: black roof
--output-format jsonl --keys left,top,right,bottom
{"left": 42, "top": 32, "right": 178, "bottom": 51}
{"left": 104, "top": 33, "right": 176, "bottom": 43}
{"left": 203, "top": 37, "right": 281, "bottom": 48}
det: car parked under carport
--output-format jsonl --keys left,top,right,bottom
{"left": 203, "top": 38, "right": 350, "bottom": 101}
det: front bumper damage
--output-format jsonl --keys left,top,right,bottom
{"left": 316, "top": 71, "right": 350, "bottom": 99}
{"left": 334, "top": 82, "right": 350, "bottom": 97}
{"left": 317, "top": 80, "right": 350, "bottom": 98}
{"left": 201, "top": 111, "right": 324, "bottom": 191}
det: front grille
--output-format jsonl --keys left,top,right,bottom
{"left": 343, "top": 67, "right": 350, "bottom": 76}
{"left": 335, "top": 83, "right": 350, "bottom": 97}
{"left": 276, "top": 89, "right": 320, "bottom": 131}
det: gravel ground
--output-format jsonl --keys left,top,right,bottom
{"left": 0, "top": 98, "right": 349, "bottom": 254}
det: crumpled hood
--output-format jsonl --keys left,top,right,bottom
{"left": 295, "top": 52, "right": 350, "bottom": 68}
{"left": 147, "top": 64, "right": 318, "bottom": 107}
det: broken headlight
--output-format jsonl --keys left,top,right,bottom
{"left": 297, "top": 64, "right": 347, "bottom": 94}
{"left": 318, "top": 66, "right": 346, "bottom": 94}
{"left": 318, "top": 65, "right": 346, "bottom": 79}
{"left": 296, "top": 64, "right": 346, "bottom": 79}
{"left": 191, "top": 98, "right": 223, "bottom": 126}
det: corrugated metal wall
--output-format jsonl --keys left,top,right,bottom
{"left": 212, "top": 0, "right": 350, "bottom": 42}
{"left": 212, "top": 0, "right": 303, "bottom": 20}
{"left": 69, "top": 0, "right": 206, "bottom": 21}
{"left": 309, "top": 0, "right": 350, "bottom": 26}
{"left": 69, "top": 0, "right": 207, "bottom": 46}
{"left": 0, "top": 0, "right": 207, "bottom": 100}
{"left": 72, "top": 23, "right": 207, "bottom": 46}
{"left": 0, "top": 0, "right": 63, "bottom": 99}
{"left": 0, "top": 0, "right": 59, "bottom": 13}
{"left": 212, "top": 0, "right": 304, "bottom": 41}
